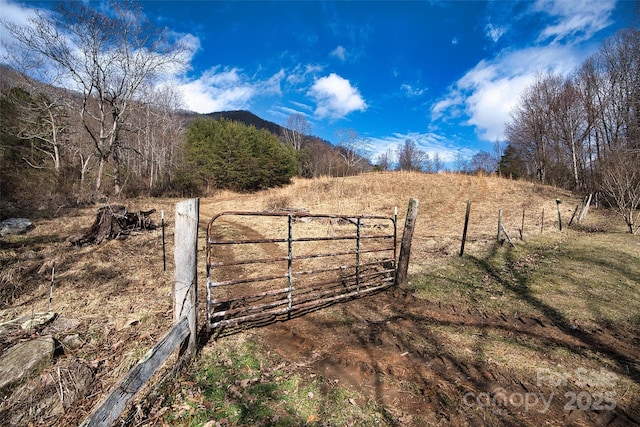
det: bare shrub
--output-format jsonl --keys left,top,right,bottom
{"left": 600, "top": 150, "right": 640, "bottom": 234}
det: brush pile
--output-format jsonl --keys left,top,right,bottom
{"left": 70, "top": 205, "right": 156, "bottom": 245}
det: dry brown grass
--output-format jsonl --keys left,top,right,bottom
{"left": 201, "top": 172, "right": 580, "bottom": 268}
{"left": 0, "top": 172, "right": 604, "bottom": 425}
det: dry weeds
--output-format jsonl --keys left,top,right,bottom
{"left": 1, "top": 171, "right": 625, "bottom": 426}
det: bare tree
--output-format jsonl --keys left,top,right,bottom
{"left": 432, "top": 151, "right": 444, "bottom": 173}
{"left": 374, "top": 148, "right": 394, "bottom": 171}
{"left": 493, "top": 139, "right": 504, "bottom": 176}
{"left": 395, "top": 139, "right": 426, "bottom": 172}
{"left": 454, "top": 151, "right": 469, "bottom": 173}
{"left": 2, "top": 0, "right": 188, "bottom": 196}
{"left": 506, "top": 73, "right": 563, "bottom": 184}
{"left": 600, "top": 150, "right": 640, "bottom": 234}
{"left": 282, "top": 113, "right": 310, "bottom": 151}
{"left": 470, "top": 151, "right": 496, "bottom": 174}
{"left": 130, "top": 82, "right": 186, "bottom": 191}
{"left": 335, "top": 128, "right": 370, "bottom": 175}
{"left": 304, "top": 139, "right": 341, "bottom": 177}
{"left": 4, "top": 85, "right": 69, "bottom": 173}
{"left": 507, "top": 28, "right": 640, "bottom": 191}
{"left": 549, "top": 77, "right": 590, "bottom": 189}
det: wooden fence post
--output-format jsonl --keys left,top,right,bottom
{"left": 396, "top": 198, "right": 419, "bottom": 287}
{"left": 578, "top": 193, "right": 592, "bottom": 223}
{"left": 500, "top": 223, "right": 516, "bottom": 248}
{"left": 556, "top": 198, "right": 562, "bottom": 231}
{"left": 568, "top": 204, "right": 579, "bottom": 227}
{"left": 497, "top": 209, "right": 503, "bottom": 242}
{"left": 174, "top": 198, "right": 199, "bottom": 359}
{"left": 79, "top": 199, "right": 199, "bottom": 427}
{"left": 459, "top": 200, "right": 471, "bottom": 256}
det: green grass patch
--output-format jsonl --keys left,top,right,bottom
{"left": 163, "top": 336, "right": 386, "bottom": 426}
{"left": 410, "top": 231, "right": 640, "bottom": 329}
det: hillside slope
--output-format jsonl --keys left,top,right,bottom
{"left": 200, "top": 172, "right": 580, "bottom": 263}
{"left": 4, "top": 172, "right": 634, "bottom": 427}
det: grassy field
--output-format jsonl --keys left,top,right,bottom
{"left": 1, "top": 171, "right": 638, "bottom": 426}
{"left": 158, "top": 231, "right": 639, "bottom": 426}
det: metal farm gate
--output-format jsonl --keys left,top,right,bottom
{"left": 206, "top": 211, "right": 398, "bottom": 331}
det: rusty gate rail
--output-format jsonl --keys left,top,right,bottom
{"left": 206, "top": 211, "right": 397, "bottom": 331}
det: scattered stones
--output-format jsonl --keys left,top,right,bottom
{"left": 4, "top": 358, "right": 95, "bottom": 426}
{"left": 0, "top": 313, "right": 93, "bottom": 425}
{"left": 0, "top": 218, "right": 34, "bottom": 237}
{"left": 60, "top": 334, "right": 84, "bottom": 351}
{"left": 0, "top": 336, "right": 56, "bottom": 394}
{"left": 0, "top": 312, "right": 57, "bottom": 337}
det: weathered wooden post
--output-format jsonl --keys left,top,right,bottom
{"left": 520, "top": 208, "right": 526, "bottom": 240}
{"left": 396, "top": 198, "right": 419, "bottom": 287}
{"left": 174, "top": 198, "right": 199, "bottom": 359}
{"left": 556, "top": 198, "right": 562, "bottom": 231}
{"left": 79, "top": 200, "right": 199, "bottom": 427}
{"left": 459, "top": 200, "right": 471, "bottom": 256}
{"left": 578, "top": 193, "right": 592, "bottom": 223}
{"left": 568, "top": 204, "right": 579, "bottom": 227}
{"left": 497, "top": 209, "right": 503, "bottom": 242}
{"left": 500, "top": 223, "right": 516, "bottom": 248}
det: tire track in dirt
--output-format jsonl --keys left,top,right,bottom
{"left": 262, "top": 288, "right": 640, "bottom": 426}
{"left": 199, "top": 203, "right": 639, "bottom": 426}
{"left": 198, "top": 214, "right": 288, "bottom": 334}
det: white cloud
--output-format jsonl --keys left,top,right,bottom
{"left": 432, "top": 42, "right": 589, "bottom": 141}
{"left": 462, "top": 73, "right": 532, "bottom": 141}
{"left": 308, "top": 73, "right": 367, "bottom": 120}
{"left": 286, "top": 63, "right": 324, "bottom": 86}
{"left": 368, "top": 131, "right": 476, "bottom": 166}
{"left": 485, "top": 23, "right": 506, "bottom": 43}
{"left": 431, "top": 92, "right": 464, "bottom": 121}
{"left": 330, "top": 45, "right": 347, "bottom": 61}
{"left": 290, "top": 100, "right": 314, "bottom": 112}
{"left": 0, "top": 0, "right": 46, "bottom": 64}
{"left": 400, "top": 83, "right": 426, "bottom": 98}
{"left": 429, "top": 0, "right": 618, "bottom": 143}
{"left": 263, "top": 68, "right": 285, "bottom": 96}
{"left": 0, "top": 0, "right": 37, "bottom": 27}
{"left": 269, "top": 104, "right": 311, "bottom": 120}
{"left": 177, "top": 67, "right": 283, "bottom": 113}
{"left": 533, "top": 0, "right": 616, "bottom": 44}
{"left": 174, "top": 33, "right": 201, "bottom": 60}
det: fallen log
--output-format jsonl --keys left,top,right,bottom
{"left": 70, "top": 205, "right": 156, "bottom": 245}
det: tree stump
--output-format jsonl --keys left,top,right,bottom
{"left": 70, "top": 205, "right": 156, "bottom": 245}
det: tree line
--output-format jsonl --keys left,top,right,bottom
{"left": 0, "top": 1, "right": 374, "bottom": 210}
{"left": 1, "top": 0, "right": 189, "bottom": 206}
{"left": 503, "top": 27, "right": 640, "bottom": 233}
{"left": 2, "top": 1, "right": 636, "bottom": 233}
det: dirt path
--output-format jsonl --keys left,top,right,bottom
{"left": 261, "top": 288, "right": 639, "bottom": 426}
{"left": 198, "top": 200, "right": 639, "bottom": 426}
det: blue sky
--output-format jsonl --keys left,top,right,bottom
{"left": 1, "top": 0, "right": 637, "bottom": 165}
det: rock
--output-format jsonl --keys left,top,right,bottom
{"left": 0, "top": 336, "right": 56, "bottom": 394}
{"left": 21, "top": 312, "right": 57, "bottom": 330}
{"left": 60, "top": 334, "right": 84, "bottom": 350}
{"left": 5, "top": 358, "right": 95, "bottom": 425}
{"left": 0, "top": 312, "right": 57, "bottom": 338}
{"left": 46, "top": 316, "right": 81, "bottom": 335}
{"left": 0, "top": 218, "right": 34, "bottom": 237}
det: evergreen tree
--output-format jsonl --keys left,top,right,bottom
{"left": 180, "top": 118, "right": 297, "bottom": 193}
{"left": 498, "top": 144, "right": 525, "bottom": 179}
